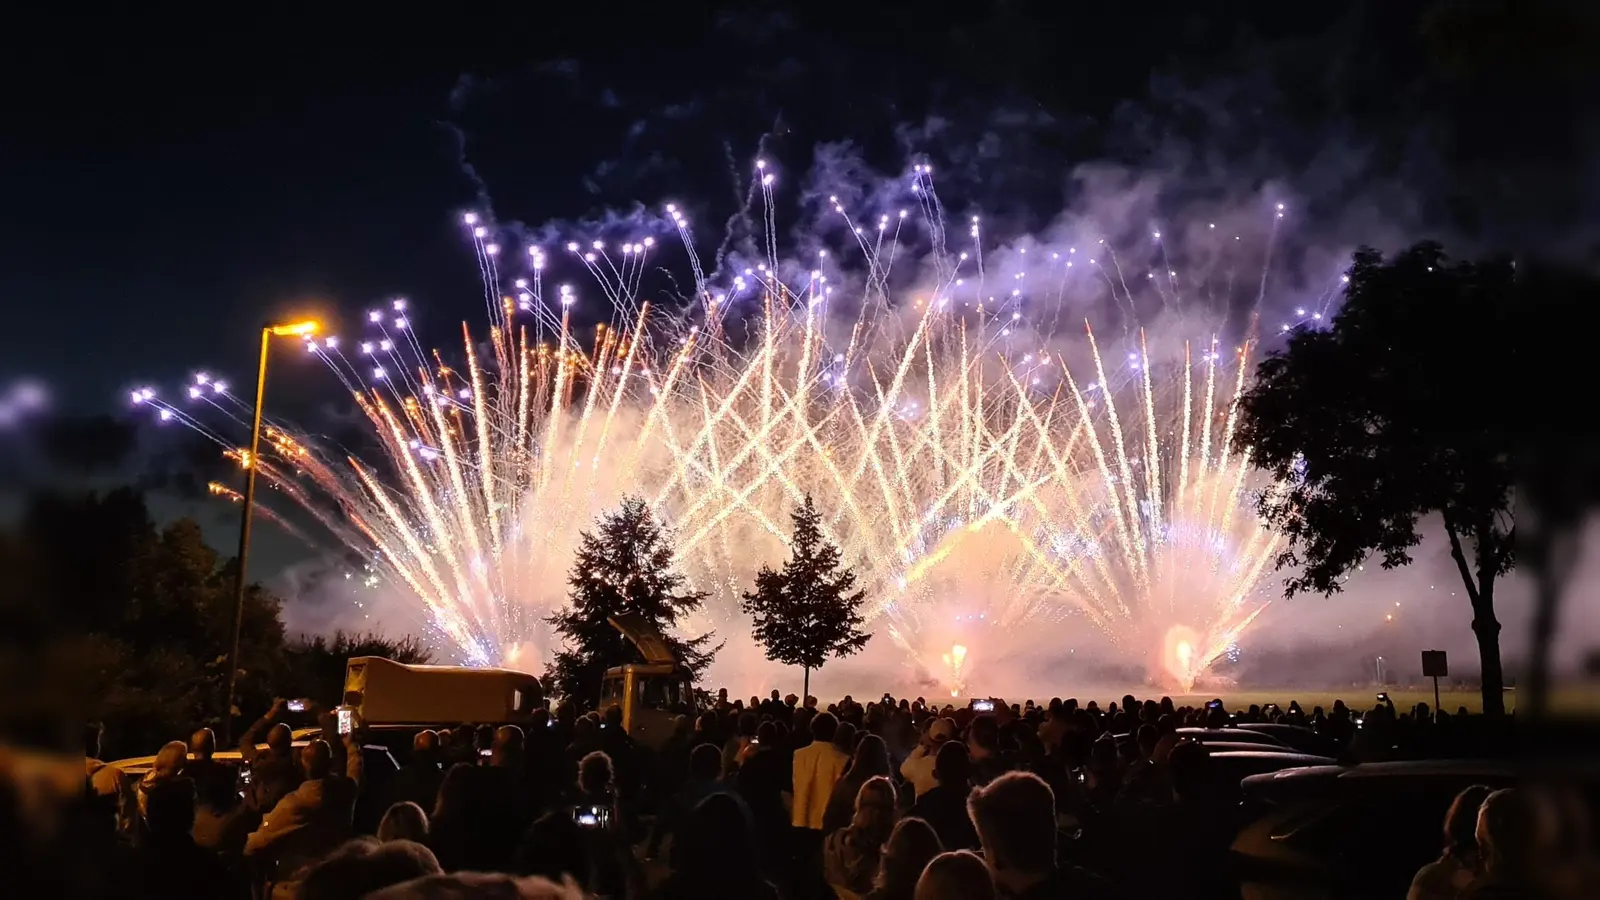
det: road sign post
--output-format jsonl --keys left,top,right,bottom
{"left": 1421, "top": 650, "right": 1448, "bottom": 718}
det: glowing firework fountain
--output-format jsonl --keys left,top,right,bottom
{"left": 133, "top": 159, "right": 1330, "bottom": 691}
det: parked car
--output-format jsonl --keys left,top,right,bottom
{"left": 1229, "top": 722, "right": 1340, "bottom": 757}
{"left": 1176, "top": 727, "right": 1289, "bottom": 748}
{"left": 1229, "top": 759, "right": 1548, "bottom": 900}
{"left": 111, "top": 739, "right": 401, "bottom": 834}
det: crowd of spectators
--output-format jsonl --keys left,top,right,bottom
{"left": 79, "top": 689, "right": 1596, "bottom": 899}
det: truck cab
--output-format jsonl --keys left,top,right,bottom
{"left": 602, "top": 613, "right": 698, "bottom": 748}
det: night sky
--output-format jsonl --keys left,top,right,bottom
{"left": 8, "top": 2, "right": 1591, "bottom": 421}
{"left": 1, "top": 2, "right": 1596, "bottom": 666}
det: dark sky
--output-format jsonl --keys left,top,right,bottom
{"left": 3, "top": 2, "right": 1595, "bottom": 661}
{"left": 1, "top": 1, "right": 1593, "bottom": 418}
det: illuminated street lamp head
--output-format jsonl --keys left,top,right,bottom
{"left": 269, "top": 320, "right": 320, "bottom": 337}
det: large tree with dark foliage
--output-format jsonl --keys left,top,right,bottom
{"left": 10, "top": 489, "right": 288, "bottom": 755}
{"left": 742, "top": 495, "right": 871, "bottom": 700}
{"left": 546, "top": 496, "right": 718, "bottom": 703}
{"left": 1237, "top": 243, "right": 1517, "bottom": 715}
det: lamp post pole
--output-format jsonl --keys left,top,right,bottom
{"left": 222, "top": 320, "right": 317, "bottom": 744}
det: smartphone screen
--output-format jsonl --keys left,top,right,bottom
{"left": 973, "top": 700, "right": 994, "bottom": 712}
{"left": 336, "top": 708, "right": 354, "bottom": 735}
{"left": 286, "top": 699, "right": 306, "bottom": 713}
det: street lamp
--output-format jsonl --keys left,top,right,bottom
{"left": 223, "top": 319, "right": 318, "bottom": 742}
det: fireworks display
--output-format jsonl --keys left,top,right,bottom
{"left": 133, "top": 160, "right": 1336, "bottom": 693}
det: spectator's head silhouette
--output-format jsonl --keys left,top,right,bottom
{"left": 144, "top": 778, "right": 197, "bottom": 840}
{"left": 852, "top": 776, "right": 899, "bottom": 848}
{"left": 674, "top": 792, "right": 766, "bottom": 888}
{"left": 492, "top": 725, "right": 524, "bottom": 767}
{"left": 756, "top": 720, "right": 779, "bottom": 746}
{"left": 876, "top": 816, "right": 943, "bottom": 897}
{"left": 1135, "top": 724, "right": 1159, "bottom": 759}
{"left": 968, "top": 715, "right": 999, "bottom": 756}
{"left": 966, "top": 771, "right": 1057, "bottom": 890}
{"left": 852, "top": 733, "right": 892, "bottom": 780}
{"left": 602, "top": 704, "right": 623, "bottom": 731}
{"left": 689, "top": 743, "right": 721, "bottom": 781}
{"left": 1440, "top": 784, "right": 1493, "bottom": 860}
{"left": 379, "top": 801, "right": 430, "bottom": 843}
{"left": 188, "top": 728, "right": 215, "bottom": 760}
{"left": 915, "top": 849, "right": 996, "bottom": 900}
{"left": 517, "top": 810, "right": 588, "bottom": 885}
{"left": 811, "top": 711, "right": 840, "bottom": 744}
{"left": 266, "top": 722, "right": 293, "bottom": 756}
{"left": 412, "top": 729, "right": 439, "bottom": 760}
{"left": 577, "top": 750, "right": 613, "bottom": 796}
{"left": 934, "top": 739, "right": 971, "bottom": 788}
{"left": 835, "top": 721, "right": 859, "bottom": 753}
{"left": 1477, "top": 789, "right": 1546, "bottom": 879}
{"left": 301, "top": 738, "right": 333, "bottom": 779}
{"left": 366, "top": 873, "right": 585, "bottom": 899}
{"left": 299, "top": 837, "right": 441, "bottom": 900}
{"left": 149, "top": 741, "right": 187, "bottom": 781}
{"left": 433, "top": 763, "right": 474, "bottom": 822}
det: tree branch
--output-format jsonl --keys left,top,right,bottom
{"left": 1441, "top": 514, "right": 1482, "bottom": 608}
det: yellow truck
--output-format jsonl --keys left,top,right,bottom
{"left": 600, "top": 613, "right": 698, "bottom": 748}
{"left": 339, "top": 656, "right": 544, "bottom": 728}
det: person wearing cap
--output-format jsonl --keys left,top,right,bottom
{"left": 900, "top": 716, "right": 956, "bottom": 800}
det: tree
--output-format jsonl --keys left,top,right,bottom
{"left": 7, "top": 488, "right": 289, "bottom": 755}
{"left": 1236, "top": 243, "right": 1517, "bottom": 715}
{"left": 741, "top": 494, "right": 871, "bottom": 699}
{"left": 545, "top": 496, "right": 718, "bottom": 703}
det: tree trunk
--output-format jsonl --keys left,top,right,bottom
{"left": 1444, "top": 518, "right": 1507, "bottom": 717}
{"left": 1472, "top": 584, "right": 1506, "bottom": 717}
{"left": 803, "top": 666, "right": 811, "bottom": 703}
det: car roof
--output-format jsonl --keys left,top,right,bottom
{"left": 108, "top": 742, "right": 391, "bottom": 775}
{"left": 1239, "top": 758, "right": 1525, "bottom": 803}
{"left": 1177, "top": 727, "right": 1288, "bottom": 745}
{"left": 1209, "top": 751, "right": 1336, "bottom": 764}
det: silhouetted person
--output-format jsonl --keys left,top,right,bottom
{"left": 824, "top": 776, "right": 899, "bottom": 899}
{"left": 378, "top": 801, "right": 430, "bottom": 843}
{"left": 794, "top": 711, "right": 850, "bottom": 897}
{"left": 240, "top": 699, "right": 303, "bottom": 815}
{"left": 1465, "top": 789, "right": 1552, "bottom": 900}
{"left": 1409, "top": 784, "right": 1492, "bottom": 900}
{"left": 915, "top": 850, "right": 996, "bottom": 900}
{"left": 736, "top": 720, "right": 793, "bottom": 874}
{"left": 297, "top": 837, "right": 440, "bottom": 900}
{"left": 865, "top": 816, "right": 943, "bottom": 900}
{"left": 650, "top": 742, "right": 729, "bottom": 859}
{"left": 658, "top": 792, "right": 779, "bottom": 900}
{"left": 388, "top": 729, "right": 445, "bottom": 816}
{"left": 183, "top": 727, "right": 227, "bottom": 800}
{"left": 825, "top": 733, "right": 893, "bottom": 834}
{"left": 967, "top": 771, "right": 1112, "bottom": 900}
{"left": 911, "top": 741, "right": 979, "bottom": 852}
{"left": 245, "top": 735, "right": 364, "bottom": 898}
{"left": 128, "top": 777, "right": 240, "bottom": 900}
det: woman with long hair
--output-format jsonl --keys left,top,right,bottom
{"left": 1407, "top": 784, "right": 1492, "bottom": 900}
{"left": 825, "top": 734, "right": 894, "bottom": 834}
{"left": 865, "top": 817, "right": 943, "bottom": 900}
{"left": 825, "top": 776, "right": 900, "bottom": 900}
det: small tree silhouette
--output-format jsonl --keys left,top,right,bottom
{"left": 741, "top": 495, "right": 871, "bottom": 699}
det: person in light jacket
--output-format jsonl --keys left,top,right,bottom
{"left": 245, "top": 733, "right": 364, "bottom": 898}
